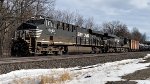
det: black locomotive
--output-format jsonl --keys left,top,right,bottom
{"left": 11, "top": 16, "right": 140, "bottom": 56}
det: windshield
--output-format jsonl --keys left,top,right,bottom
{"left": 27, "top": 19, "right": 45, "bottom": 25}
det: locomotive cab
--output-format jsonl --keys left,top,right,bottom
{"left": 11, "top": 18, "right": 67, "bottom": 56}
{"left": 11, "top": 19, "right": 45, "bottom": 56}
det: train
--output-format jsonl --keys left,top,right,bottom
{"left": 10, "top": 16, "right": 147, "bottom": 56}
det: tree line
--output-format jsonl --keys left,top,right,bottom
{"left": 0, "top": 0, "right": 55, "bottom": 57}
{"left": 0, "top": 0, "right": 147, "bottom": 57}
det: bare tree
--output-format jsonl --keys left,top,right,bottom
{"left": 63, "top": 10, "right": 75, "bottom": 24}
{"left": 52, "top": 10, "right": 75, "bottom": 24}
{"left": 52, "top": 10, "right": 64, "bottom": 21}
{"left": 0, "top": 0, "right": 55, "bottom": 57}
{"left": 52, "top": 10, "right": 73, "bottom": 24}
{"left": 74, "top": 14, "right": 84, "bottom": 27}
{"left": 131, "top": 27, "right": 142, "bottom": 41}
{"left": 114, "top": 24, "right": 130, "bottom": 38}
{"left": 34, "top": 0, "right": 55, "bottom": 16}
{"left": 140, "top": 33, "right": 147, "bottom": 43}
{"left": 93, "top": 24, "right": 102, "bottom": 31}
{"left": 101, "top": 21, "right": 132, "bottom": 38}
{"left": 101, "top": 21, "right": 120, "bottom": 34}
{"left": 52, "top": 10, "right": 86, "bottom": 27}
{"left": 85, "top": 17, "right": 94, "bottom": 29}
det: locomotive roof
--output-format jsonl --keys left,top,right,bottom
{"left": 17, "top": 19, "right": 46, "bottom": 30}
{"left": 107, "top": 34, "right": 118, "bottom": 38}
{"left": 89, "top": 29, "right": 117, "bottom": 38}
{"left": 17, "top": 16, "right": 119, "bottom": 39}
{"left": 103, "top": 33, "right": 118, "bottom": 38}
{"left": 17, "top": 23, "right": 37, "bottom": 30}
{"left": 92, "top": 30, "right": 104, "bottom": 36}
{"left": 26, "top": 19, "right": 45, "bottom": 25}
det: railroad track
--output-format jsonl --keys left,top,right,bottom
{"left": 0, "top": 51, "right": 149, "bottom": 74}
{"left": 0, "top": 52, "right": 125, "bottom": 64}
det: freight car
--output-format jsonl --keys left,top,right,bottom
{"left": 11, "top": 16, "right": 140, "bottom": 56}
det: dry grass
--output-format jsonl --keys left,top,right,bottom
{"left": 59, "top": 71, "right": 72, "bottom": 81}
{"left": 40, "top": 71, "right": 72, "bottom": 84}
{"left": 8, "top": 70, "right": 80, "bottom": 84}
{"left": 40, "top": 75, "right": 56, "bottom": 84}
{"left": 12, "top": 77, "right": 35, "bottom": 84}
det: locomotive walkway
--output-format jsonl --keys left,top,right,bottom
{"left": 0, "top": 52, "right": 149, "bottom": 74}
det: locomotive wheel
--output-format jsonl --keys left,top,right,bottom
{"left": 11, "top": 38, "right": 29, "bottom": 57}
{"left": 53, "top": 51, "right": 58, "bottom": 55}
{"left": 125, "top": 48, "right": 129, "bottom": 52}
{"left": 91, "top": 47, "right": 95, "bottom": 54}
{"left": 63, "top": 46, "right": 68, "bottom": 54}
{"left": 99, "top": 49, "right": 102, "bottom": 53}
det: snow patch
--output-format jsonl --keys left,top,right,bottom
{"left": 0, "top": 55, "right": 150, "bottom": 84}
{"left": 144, "top": 54, "right": 150, "bottom": 59}
{"left": 67, "top": 59, "right": 150, "bottom": 84}
{"left": 136, "top": 80, "right": 150, "bottom": 84}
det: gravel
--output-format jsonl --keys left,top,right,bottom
{"left": 0, "top": 52, "right": 149, "bottom": 74}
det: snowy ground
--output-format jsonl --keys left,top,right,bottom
{"left": 0, "top": 55, "right": 150, "bottom": 84}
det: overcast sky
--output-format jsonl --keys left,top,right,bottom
{"left": 55, "top": 0, "right": 150, "bottom": 40}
